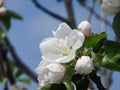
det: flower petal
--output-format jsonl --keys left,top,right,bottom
{"left": 67, "top": 30, "right": 84, "bottom": 49}
{"left": 40, "top": 38, "right": 63, "bottom": 60}
{"left": 53, "top": 23, "right": 71, "bottom": 39}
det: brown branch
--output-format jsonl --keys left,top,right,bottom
{"left": 89, "top": 71, "right": 106, "bottom": 90}
{"left": 101, "top": 69, "right": 113, "bottom": 89}
{"left": 4, "top": 37, "right": 38, "bottom": 83}
{"left": 32, "top": 0, "right": 67, "bottom": 23}
{"left": 84, "top": 2, "right": 112, "bottom": 28}
{"left": 87, "top": 0, "right": 96, "bottom": 22}
{"left": 0, "top": 45, "right": 8, "bottom": 90}
{"left": 64, "top": 0, "right": 76, "bottom": 28}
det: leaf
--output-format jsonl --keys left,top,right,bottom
{"left": 56, "top": 0, "right": 63, "bottom": 2}
{"left": 92, "top": 40, "right": 120, "bottom": 71}
{"left": 112, "top": 11, "right": 120, "bottom": 39}
{"left": 85, "top": 32, "right": 107, "bottom": 52}
{"left": 72, "top": 74, "right": 90, "bottom": 90}
{"left": 38, "top": 84, "right": 66, "bottom": 90}
{"left": 0, "top": 31, "right": 6, "bottom": 39}
{"left": 104, "top": 40, "right": 120, "bottom": 58}
{"left": 77, "top": 0, "right": 86, "bottom": 6}
{"left": 9, "top": 61, "right": 15, "bottom": 72}
{"left": 6, "top": 10, "right": 23, "bottom": 20}
{"left": 15, "top": 69, "right": 24, "bottom": 78}
{"left": 18, "top": 78, "right": 31, "bottom": 84}
{"left": 0, "top": 16, "right": 11, "bottom": 30}
{"left": 0, "top": 71, "right": 2, "bottom": 82}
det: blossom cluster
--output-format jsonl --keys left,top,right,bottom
{"left": 101, "top": 0, "right": 120, "bottom": 14}
{"left": 36, "top": 21, "right": 94, "bottom": 88}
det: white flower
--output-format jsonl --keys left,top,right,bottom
{"left": 36, "top": 60, "right": 65, "bottom": 87}
{"left": 75, "top": 56, "right": 94, "bottom": 74}
{"left": 9, "top": 83, "right": 22, "bottom": 90}
{"left": 40, "top": 23, "right": 84, "bottom": 63}
{"left": 78, "top": 21, "right": 92, "bottom": 38}
{"left": 101, "top": 0, "right": 120, "bottom": 14}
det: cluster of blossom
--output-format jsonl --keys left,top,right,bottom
{"left": 101, "top": 0, "right": 120, "bottom": 14}
{"left": 36, "top": 21, "right": 94, "bottom": 87}
{"left": 0, "top": 0, "right": 6, "bottom": 16}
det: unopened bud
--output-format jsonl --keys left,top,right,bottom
{"left": 75, "top": 56, "right": 94, "bottom": 75}
{"left": 0, "top": 7, "right": 6, "bottom": 16}
{"left": 78, "top": 21, "right": 92, "bottom": 38}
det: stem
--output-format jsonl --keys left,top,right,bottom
{"left": 63, "top": 81, "right": 74, "bottom": 90}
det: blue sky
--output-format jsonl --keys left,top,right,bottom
{"left": 1, "top": 0, "right": 119, "bottom": 90}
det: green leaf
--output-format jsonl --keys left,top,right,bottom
{"left": 85, "top": 33, "right": 107, "bottom": 52}
{"left": 9, "top": 61, "right": 15, "bottom": 73}
{"left": 6, "top": 10, "right": 23, "bottom": 20}
{"left": 62, "top": 60, "right": 76, "bottom": 90}
{"left": 112, "top": 11, "right": 120, "bottom": 39}
{"left": 18, "top": 78, "right": 31, "bottom": 84}
{"left": 77, "top": 0, "right": 86, "bottom": 5}
{"left": 0, "top": 16, "right": 11, "bottom": 30}
{"left": 38, "top": 84, "right": 66, "bottom": 90}
{"left": 56, "top": 0, "right": 63, "bottom": 2}
{"left": 0, "top": 31, "right": 6, "bottom": 39}
{"left": 92, "top": 40, "right": 120, "bottom": 71}
{"left": 104, "top": 40, "right": 120, "bottom": 58}
{"left": 0, "top": 71, "right": 2, "bottom": 82}
{"left": 72, "top": 74, "right": 90, "bottom": 90}
{"left": 15, "top": 69, "right": 24, "bottom": 78}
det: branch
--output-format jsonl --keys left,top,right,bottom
{"left": 89, "top": 71, "right": 106, "bottom": 90}
{"left": 4, "top": 37, "right": 38, "bottom": 83}
{"left": 84, "top": 2, "right": 112, "bottom": 27}
{"left": 0, "top": 45, "right": 8, "bottom": 90}
{"left": 32, "top": 0, "right": 67, "bottom": 22}
{"left": 101, "top": 69, "right": 113, "bottom": 89}
{"left": 64, "top": 0, "right": 76, "bottom": 28}
{"left": 87, "top": 0, "right": 96, "bottom": 22}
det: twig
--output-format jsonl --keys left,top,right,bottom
{"left": 4, "top": 37, "right": 38, "bottom": 83}
{"left": 87, "top": 0, "right": 96, "bottom": 22}
{"left": 101, "top": 11, "right": 106, "bottom": 32}
{"left": 84, "top": 2, "right": 112, "bottom": 28}
{"left": 89, "top": 71, "right": 106, "bottom": 90}
{"left": 0, "top": 45, "right": 8, "bottom": 90}
{"left": 64, "top": 0, "right": 76, "bottom": 28}
{"left": 32, "top": 0, "right": 67, "bottom": 23}
{"left": 101, "top": 69, "right": 113, "bottom": 89}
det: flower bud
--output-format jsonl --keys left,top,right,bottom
{"left": 75, "top": 56, "right": 94, "bottom": 75}
{"left": 0, "top": 7, "right": 6, "bottom": 16}
{"left": 78, "top": 21, "right": 92, "bottom": 38}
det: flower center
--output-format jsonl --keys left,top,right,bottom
{"left": 61, "top": 46, "right": 71, "bottom": 55}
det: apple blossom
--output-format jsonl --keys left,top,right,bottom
{"left": 40, "top": 23, "right": 84, "bottom": 63}
{"left": 36, "top": 60, "right": 65, "bottom": 86}
{"left": 0, "top": 7, "right": 6, "bottom": 16}
{"left": 75, "top": 56, "right": 94, "bottom": 74}
{"left": 78, "top": 21, "right": 92, "bottom": 38}
{"left": 101, "top": 0, "right": 120, "bottom": 14}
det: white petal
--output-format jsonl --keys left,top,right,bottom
{"left": 53, "top": 23, "right": 72, "bottom": 39}
{"left": 67, "top": 30, "right": 84, "bottom": 49}
{"left": 101, "top": 1, "right": 120, "bottom": 14}
{"left": 40, "top": 38, "right": 63, "bottom": 60}
{"left": 56, "top": 49, "right": 76, "bottom": 63}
